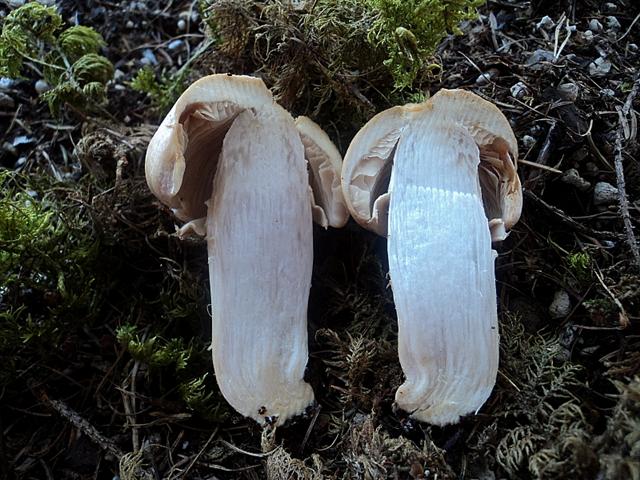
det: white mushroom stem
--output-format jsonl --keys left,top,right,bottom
{"left": 207, "top": 107, "right": 314, "bottom": 424}
{"left": 389, "top": 121, "right": 499, "bottom": 425}
{"left": 145, "top": 75, "right": 349, "bottom": 426}
{"left": 341, "top": 89, "right": 521, "bottom": 426}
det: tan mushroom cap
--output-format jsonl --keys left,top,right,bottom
{"left": 145, "top": 74, "right": 273, "bottom": 223}
{"left": 146, "top": 74, "right": 349, "bottom": 232}
{"left": 295, "top": 116, "right": 349, "bottom": 228}
{"left": 341, "top": 89, "right": 522, "bottom": 240}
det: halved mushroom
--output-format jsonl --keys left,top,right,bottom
{"left": 341, "top": 89, "right": 522, "bottom": 426}
{"left": 145, "top": 74, "right": 347, "bottom": 426}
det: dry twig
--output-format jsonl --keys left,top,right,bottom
{"left": 613, "top": 77, "right": 640, "bottom": 269}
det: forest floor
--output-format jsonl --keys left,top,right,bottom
{"left": 1, "top": 0, "right": 639, "bottom": 479}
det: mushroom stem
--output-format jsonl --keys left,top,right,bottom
{"left": 145, "top": 75, "right": 349, "bottom": 426}
{"left": 341, "top": 89, "right": 521, "bottom": 425}
{"left": 389, "top": 123, "right": 499, "bottom": 425}
{"left": 206, "top": 107, "right": 315, "bottom": 424}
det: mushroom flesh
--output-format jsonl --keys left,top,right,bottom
{"left": 145, "top": 74, "right": 346, "bottom": 425}
{"left": 341, "top": 89, "right": 522, "bottom": 425}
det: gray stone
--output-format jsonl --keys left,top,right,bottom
{"left": 593, "top": 181, "right": 619, "bottom": 205}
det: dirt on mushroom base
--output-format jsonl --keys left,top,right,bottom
{"left": 1, "top": 0, "right": 640, "bottom": 479}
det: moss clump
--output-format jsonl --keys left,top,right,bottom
{"left": 0, "top": 2, "right": 113, "bottom": 114}
{"left": 199, "top": 0, "right": 482, "bottom": 126}
{"left": 0, "top": 171, "right": 101, "bottom": 385}
{"left": 116, "top": 324, "right": 228, "bottom": 421}
{"left": 341, "top": 415, "right": 455, "bottom": 479}
{"left": 129, "top": 65, "right": 189, "bottom": 114}
{"left": 465, "top": 315, "right": 640, "bottom": 479}
{"left": 566, "top": 251, "right": 592, "bottom": 282}
{"left": 366, "top": 0, "right": 484, "bottom": 88}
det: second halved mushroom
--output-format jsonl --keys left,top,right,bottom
{"left": 342, "top": 89, "right": 522, "bottom": 426}
{"left": 145, "top": 74, "right": 347, "bottom": 425}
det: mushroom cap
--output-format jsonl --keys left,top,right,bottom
{"left": 341, "top": 105, "right": 408, "bottom": 235}
{"left": 341, "top": 89, "right": 522, "bottom": 239}
{"left": 295, "top": 116, "right": 349, "bottom": 228}
{"left": 145, "top": 74, "right": 273, "bottom": 222}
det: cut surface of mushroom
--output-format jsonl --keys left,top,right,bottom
{"left": 207, "top": 106, "right": 314, "bottom": 423}
{"left": 145, "top": 74, "right": 346, "bottom": 425}
{"left": 342, "top": 89, "right": 521, "bottom": 426}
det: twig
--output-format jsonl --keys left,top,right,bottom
{"left": 617, "top": 11, "right": 640, "bottom": 43}
{"left": 38, "top": 391, "right": 124, "bottom": 460}
{"left": 181, "top": 430, "right": 217, "bottom": 479}
{"left": 613, "top": 77, "right": 640, "bottom": 269}
{"left": 527, "top": 121, "right": 562, "bottom": 189}
{"left": 121, "top": 360, "right": 141, "bottom": 452}
{"left": 300, "top": 404, "right": 321, "bottom": 454}
{"left": 221, "top": 439, "right": 276, "bottom": 458}
{"left": 524, "top": 190, "right": 623, "bottom": 240}
{"left": 594, "top": 268, "right": 630, "bottom": 329}
{"left": 518, "top": 158, "right": 563, "bottom": 173}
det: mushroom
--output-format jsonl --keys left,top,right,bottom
{"left": 145, "top": 74, "right": 346, "bottom": 426}
{"left": 341, "top": 89, "right": 522, "bottom": 425}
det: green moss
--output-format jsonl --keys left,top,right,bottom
{"left": 0, "top": 171, "right": 101, "bottom": 383}
{"left": 198, "top": 0, "right": 482, "bottom": 127}
{"left": 59, "top": 25, "right": 106, "bottom": 61}
{"left": 129, "top": 65, "right": 189, "bottom": 114}
{"left": 116, "top": 325, "right": 192, "bottom": 370}
{"left": 116, "top": 323, "right": 227, "bottom": 421}
{"left": 566, "top": 251, "right": 592, "bottom": 281}
{"left": 366, "top": 0, "right": 484, "bottom": 88}
{"left": 0, "top": 2, "right": 113, "bottom": 114}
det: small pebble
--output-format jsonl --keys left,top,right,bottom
{"left": 561, "top": 168, "right": 591, "bottom": 191}
{"left": 606, "top": 16, "right": 621, "bottom": 30}
{"left": 2, "top": 141, "right": 17, "bottom": 156}
{"left": 141, "top": 49, "right": 158, "bottom": 65}
{"left": 126, "top": 20, "right": 135, "bottom": 29}
{"left": 0, "top": 77, "right": 15, "bottom": 90}
{"left": 522, "top": 135, "right": 535, "bottom": 148}
{"left": 526, "top": 49, "right": 555, "bottom": 68}
{"left": 603, "top": 2, "right": 617, "bottom": 12}
{"left": 168, "top": 39, "right": 184, "bottom": 50}
{"left": 475, "top": 70, "right": 496, "bottom": 86}
{"left": 549, "top": 290, "right": 572, "bottom": 319}
{"left": 588, "top": 19, "right": 603, "bottom": 32}
{"left": 588, "top": 57, "right": 612, "bottom": 76}
{"left": 510, "top": 81, "right": 528, "bottom": 99}
{"left": 113, "top": 69, "right": 126, "bottom": 81}
{"left": 601, "top": 88, "right": 615, "bottom": 97}
{"left": 628, "top": 43, "right": 638, "bottom": 52}
{"left": 582, "top": 30, "right": 594, "bottom": 43}
{"left": 8, "top": 0, "right": 26, "bottom": 6}
{"left": 35, "top": 79, "right": 50, "bottom": 94}
{"left": 0, "top": 92, "right": 14, "bottom": 109}
{"left": 177, "top": 18, "right": 187, "bottom": 31}
{"left": 557, "top": 82, "right": 579, "bottom": 102}
{"left": 12, "top": 135, "right": 34, "bottom": 147}
{"left": 593, "top": 181, "right": 618, "bottom": 205}
{"left": 536, "top": 15, "right": 554, "bottom": 30}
